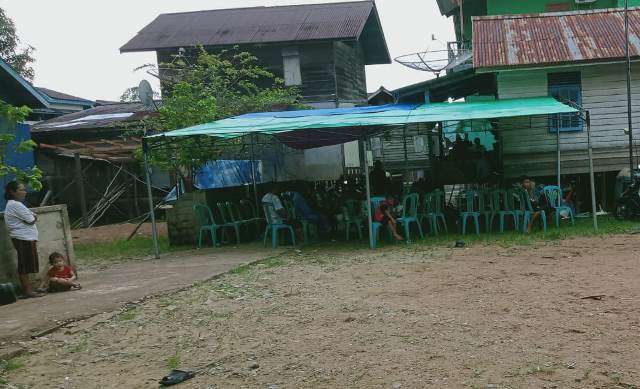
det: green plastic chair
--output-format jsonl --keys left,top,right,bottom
{"left": 543, "top": 185, "right": 575, "bottom": 228}
{"left": 239, "top": 199, "right": 265, "bottom": 228}
{"left": 508, "top": 189, "right": 525, "bottom": 230}
{"left": 397, "top": 193, "right": 424, "bottom": 241}
{"left": 226, "top": 201, "right": 253, "bottom": 235}
{"left": 343, "top": 200, "right": 364, "bottom": 240}
{"left": 262, "top": 201, "right": 296, "bottom": 248}
{"left": 192, "top": 203, "right": 238, "bottom": 248}
{"left": 479, "top": 190, "right": 494, "bottom": 232}
{"left": 459, "top": 190, "right": 481, "bottom": 235}
{"left": 216, "top": 201, "right": 241, "bottom": 243}
{"left": 518, "top": 188, "right": 547, "bottom": 233}
{"left": 489, "top": 190, "right": 518, "bottom": 232}
{"left": 420, "top": 190, "right": 447, "bottom": 235}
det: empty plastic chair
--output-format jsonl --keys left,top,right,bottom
{"left": 262, "top": 202, "right": 296, "bottom": 248}
{"left": 193, "top": 203, "right": 238, "bottom": 248}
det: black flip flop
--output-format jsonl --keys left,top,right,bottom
{"left": 159, "top": 370, "right": 195, "bottom": 386}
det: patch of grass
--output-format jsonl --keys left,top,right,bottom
{"left": 67, "top": 336, "right": 89, "bottom": 353}
{"left": 118, "top": 306, "right": 137, "bottom": 321}
{"left": 74, "top": 235, "right": 193, "bottom": 267}
{"left": 228, "top": 254, "right": 289, "bottom": 276}
{"left": 0, "top": 358, "right": 24, "bottom": 373}
{"left": 166, "top": 352, "right": 181, "bottom": 369}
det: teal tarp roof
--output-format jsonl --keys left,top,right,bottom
{"left": 148, "top": 97, "right": 577, "bottom": 149}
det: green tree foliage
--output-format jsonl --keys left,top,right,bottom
{"left": 144, "top": 47, "right": 299, "bottom": 188}
{"left": 0, "top": 100, "right": 42, "bottom": 190}
{"left": 0, "top": 8, "right": 35, "bottom": 81}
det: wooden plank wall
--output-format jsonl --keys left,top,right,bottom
{"left": 333, "top": 41, "right": 367, "bottom": 103}
{"left": 497, "top": 63, "right": 638, "bottom": 177}
{"left": 373, "top": 123, "right": 432, "bottom": 172}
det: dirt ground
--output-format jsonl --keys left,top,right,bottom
{"left": 4, "top": 234, "right": 640, "bottom": 389}
{"left": 71, "top": 223, "right": 168, "bottom": 244}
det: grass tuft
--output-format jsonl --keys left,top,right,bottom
{"left": 166, "top": 352, "right": 181, "bottom": 369}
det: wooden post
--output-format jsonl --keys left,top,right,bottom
{"left": 74, "top": 153, "right": 88, "bottom": 227}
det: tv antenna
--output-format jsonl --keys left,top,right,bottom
{"left": 395, "top": 35, "right": 471, "bottom": 77}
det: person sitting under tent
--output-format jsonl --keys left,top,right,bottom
{"left": 261, "top": 183, "right": 289, "bottom": 225}
{"left": 290, "top": 189, "right": 330, "bottom": 238}
{"left": 374, "top": 194, "right": 403, "bottom": 241}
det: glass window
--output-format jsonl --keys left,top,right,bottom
{"left": 548, "top": 72, "right": 582, "bottom": 132}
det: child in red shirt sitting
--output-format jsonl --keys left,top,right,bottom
{"left": 38, "top": 252, "right": 81, "bottom": 293}
{"left": 374, "top": 195, "right": 403, "bottom": 241}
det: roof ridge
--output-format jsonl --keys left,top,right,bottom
{"left": 473, "top": 5, "right": 640, "bottom": 21}
{"left": 160, "top": 0, "right": 373, "bottom": 17}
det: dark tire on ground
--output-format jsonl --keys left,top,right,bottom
{"left": 615, "top": 202, "right": 631, "bottom": 220}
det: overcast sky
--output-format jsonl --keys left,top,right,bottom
{"left": 0, "top": 0, "right": 455, "bottom": 101}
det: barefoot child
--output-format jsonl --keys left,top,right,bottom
{"left": 39, "top": 252, "right": 80, "bottom": 292}
{"left": 374, "top": 195, "right": 403, "bottom": 241}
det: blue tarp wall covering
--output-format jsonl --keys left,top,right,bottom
{"left": 0, "top": 122, "right": 35, "bottom": 210}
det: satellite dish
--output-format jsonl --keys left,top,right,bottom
{"left": 138, "top": 79, "right": 155, "bottom": 109}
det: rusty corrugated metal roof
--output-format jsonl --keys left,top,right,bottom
{"left": 473, "top": 7, "right": 640, "bottom": 69}
{"left": 120, "top": 1, "right": 390, "bottom": 64}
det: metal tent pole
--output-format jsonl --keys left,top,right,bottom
{"left": 556, "top": 114, "right": 561, "bottom": 188}
{"left": 586, "top": 111, "right": 598, "bottom": 233}
{"left": 249, "top": 134, "right": 259, "bottom": 209}
{"left": 362, "top": 138, "right": 374, "bottom": 249}
{"left": 142, "top": 138, "right": 160, "bottom": 259}
{"left": 625, "top": 0, "right": 635, "bottom": 173}
{"left": 403, "top": 125, "right": 409, "bottom": 194}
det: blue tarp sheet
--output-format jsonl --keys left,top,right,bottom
{"left": 195, "top": 160, "right": 261, "bottom": 189}
{"left": 164, "top": 160, "right": 261, "bottom": 202}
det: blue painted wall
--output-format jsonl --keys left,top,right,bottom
{"left": 0, "top": 122, "right": 36, "bottom": 210}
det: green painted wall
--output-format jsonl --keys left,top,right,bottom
{"left": 487, "top": 0, "right": 636, "bottom": 15}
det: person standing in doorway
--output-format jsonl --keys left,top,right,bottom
{"left": 4, "top": 181, "right": 42, "bottom": 298}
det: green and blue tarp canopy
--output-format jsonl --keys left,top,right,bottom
{"left": 147, "top": 97, "right": 577, "bottom": 150}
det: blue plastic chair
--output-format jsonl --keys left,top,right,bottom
{"left": 343, "top": 200, "right": 364, "bottom": 240}
{"left": 517, "top": 188, "right": 547, "bottom": 233}
{"left": 397, "top": 193, "right": 424, "bottom": 241}
{"left": 459, "top": 190, "right": 481, "bottom": 235}
{"left": 420, "top": 190, "right": 448, "bottom": 236}
{"left": 262, "top": 201, "right": 296, "bottom": 248}
{"left": 369, "top": 198, "right": 392, "bottom": 249}
{"left": 489, "top": 190, "right": 518, "bottom": 232}
{"left": 192, "top": 203, "right": 238, "bottom": 248}
{"left": 543, "top": 185, "right": 575, "bottom": 228}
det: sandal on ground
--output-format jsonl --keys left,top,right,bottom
{"left": 159, "top": 370, "right": 195, "bottom": 386}
{"left": 71, "top": 284, "right": 82, "bottom": 290}
{"left": 20, "top": 292, "right": 44, "bottom": 299}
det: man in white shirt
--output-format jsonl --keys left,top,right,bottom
{"left": 261, "top": 183, "right": 287, "bottom": 224}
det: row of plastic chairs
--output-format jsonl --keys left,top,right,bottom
{"left": 193, "top": 200, "right": 263, "bottom": 248}
{"left": 458, "top": 185, "right": 575, "bottom": 235}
